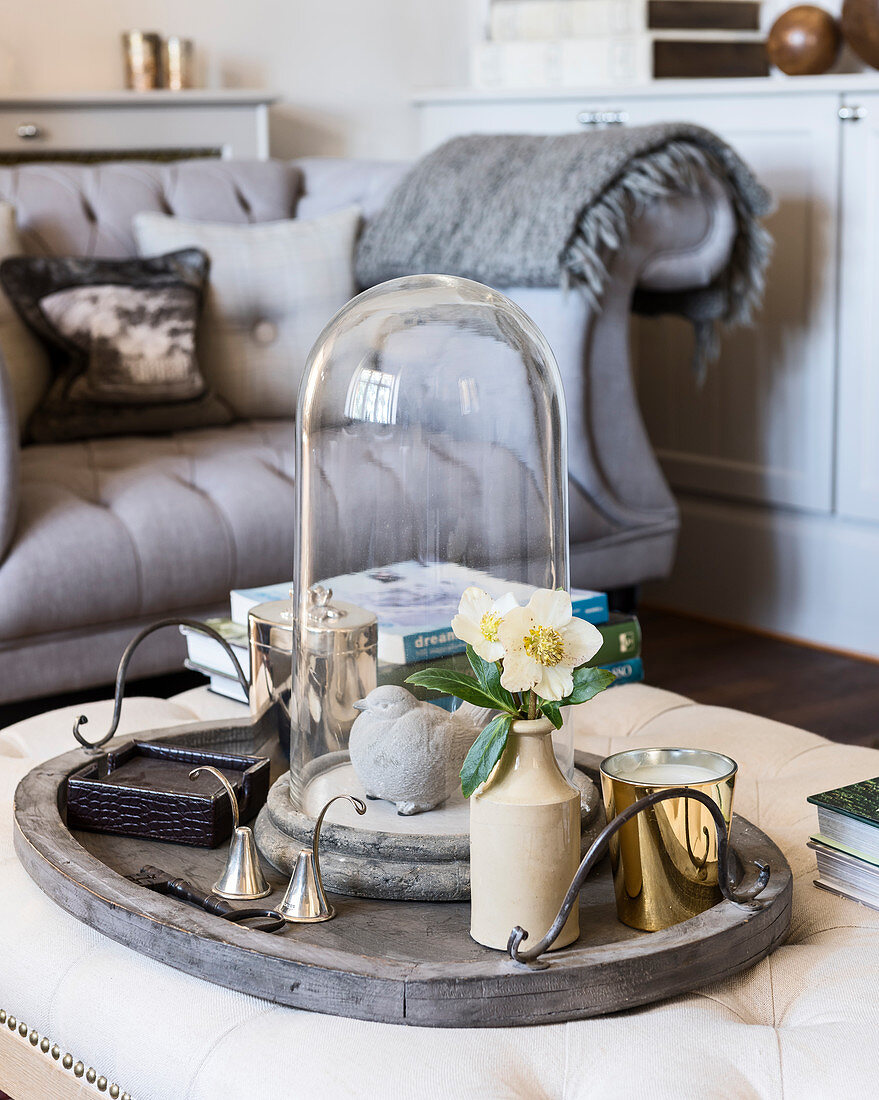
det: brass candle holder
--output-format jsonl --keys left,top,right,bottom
{"left": 600, "top": 748, "right": 738, "bottom": 932}
{"left": 508, "top": 749, "right": 772, "bottom": 967}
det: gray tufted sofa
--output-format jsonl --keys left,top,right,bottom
{"left": 0, "top": 157, "right": 736, "bottom": 703}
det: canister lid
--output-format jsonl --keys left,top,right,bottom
{"left": 248, "top": 599, "right": 295, "bottom": 654}
{"left": 304, "top": 585, "right": 377, "bottom": 654}
{"left": 249, "top": 599, "right": 295, "bottom": 628}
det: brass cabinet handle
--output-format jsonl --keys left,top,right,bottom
{"left": 577, "top": 109, "right": 629, "bottom": 127}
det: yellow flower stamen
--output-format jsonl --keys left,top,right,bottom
{"left": 523, "top": 625, "right": 565, "bottom": 667}
{"left": 480, "top": 612, "right": 502, "bottom": 643}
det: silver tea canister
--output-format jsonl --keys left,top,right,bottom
{"left": 289, "top": 585, "right": 377, "bottom": 807}
{"left": 249, "top": 599, "right": 295, "bottom": 756}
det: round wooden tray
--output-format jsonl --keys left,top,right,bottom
{"left": 13, "top": 718, "right": 792, "bottom": 1028}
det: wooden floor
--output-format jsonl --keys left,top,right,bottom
{"left": 641, "top": 606, "right": 879, "bottom": 748}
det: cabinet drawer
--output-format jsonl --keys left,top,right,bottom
{"left": 0, "top": 106, "right": 263, "bottom": 158}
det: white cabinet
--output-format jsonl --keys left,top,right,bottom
{"left": 416, "top": 83, "right": 842, "bottom": 514}
{"left": 415, "top": 77, "right": 879, "bottom": 656}
{"left": 837, "top": 91, "right": 879, "bottom": 522}
{"left": 0, "top": 91, "right": 274, "bottom": 160}
{"left": 629, "top": 94, "right": 840, "bottom": 514}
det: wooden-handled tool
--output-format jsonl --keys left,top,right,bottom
{"left": 128, "top": 865, "right": 285, "bottom": 933}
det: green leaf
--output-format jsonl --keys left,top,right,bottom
{"left": 404, "top": 669, "right": 502, "bottom": 711}
{"left": 561, "top": 665, "right": 617, "bottom": 707}
{"left": 465, "top": 645, "right": 518, "bottom": 712}
{"left": 460, "top": 713, "right": 512, "bottom": 797}
{"left": 540, "top": 700, "right": 564, "bottom": 730}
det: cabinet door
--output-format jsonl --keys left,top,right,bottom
{"left": 627, "top": 94, "right": 840, "bottom": 512}
{"left": 837, "top": 92, "right": 879, "bottom": 521}
{"left": 418, "top": 92, "right": 840, "bottom": 512}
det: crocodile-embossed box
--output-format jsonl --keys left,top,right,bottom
{"left": 65, "top": 740, "right": 271, "bottom": 848}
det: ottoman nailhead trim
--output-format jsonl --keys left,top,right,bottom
{"left": 0, "top": 1007, "right": 131, "bottom": 1099}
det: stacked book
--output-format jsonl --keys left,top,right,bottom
{"left": 182, "top": 617, "right": 251, "bottom": 703}
{"left": 473, "top": 0, "right": 650, "bottom": 88}
{"left": 648, "top": 1, "right": 767, "bottom": 79}
{"left": 182, "top": 559, "right": 644, "bottom": 703}
{"left": 808, "top": 777, "right": 879, "bottom": 911}
{"left": 471, "top": 0, "right": 766, "bottom": 89}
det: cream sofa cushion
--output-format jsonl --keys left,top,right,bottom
{"left": 0, "top": 202, "right": 52, "bottom": 436}
{"left": 1, "top": 685, "right": 878, "bottom": 1099}
{"left": 133, "top": 207, "right": 360, "bottom": 418}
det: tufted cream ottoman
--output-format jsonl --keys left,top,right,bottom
{"left": 1, "top": 684, "right": 878, "bottom": 1100}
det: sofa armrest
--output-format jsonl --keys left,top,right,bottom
{"left": 0, "top": 349, "right": 20, "bottom": 561}
{"left": 506, "top": 182, "right": 737, "bottom": 589}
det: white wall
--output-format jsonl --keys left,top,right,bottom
{"left": 0, "top": 0, "right": 474, "bottom": 159}
{"left": 0, "top": 2, "right": 862, "bottom": 159}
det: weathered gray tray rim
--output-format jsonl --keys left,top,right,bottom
{"left": 13, "top": 716, "right": 793, "bottom": 1028}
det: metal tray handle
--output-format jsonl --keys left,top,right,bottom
{"left": 73, "top": 618, "right": 251, "bottom": 752}
{"left": 508, "top": 786, "right": 771, "bottom": 967}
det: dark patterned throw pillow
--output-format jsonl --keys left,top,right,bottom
{"left": 0, "top": 249, "right": 233, "bottom": 442}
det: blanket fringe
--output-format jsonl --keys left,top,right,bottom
{"left": 562, "top": 139, "right": 773, "bottom": 375}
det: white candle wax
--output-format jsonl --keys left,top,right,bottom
{"left": 625, "top": 763, "right": 722, "bottom": 786}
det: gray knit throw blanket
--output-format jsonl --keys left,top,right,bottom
{"left": 355, "top": 125, "right": 773, "bottom": 373}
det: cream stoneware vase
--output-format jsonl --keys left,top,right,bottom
{"left": 469, "top": 716, "right": 581, "bottom": 951}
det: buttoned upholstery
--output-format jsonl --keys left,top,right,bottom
{"left": 0, "top": 155, "right": 738, "bottom": 701}
{"left": 0, "top": 159, "right": 303, "bottom": 258}
{"left": 133, "top": 206, "right": 362, "bottom": 417}
{"left": 1, "top": 684, "right": 877, "bottom": 1099}
{"left": 0, "top": 421, "right": 295, "bottom": 643}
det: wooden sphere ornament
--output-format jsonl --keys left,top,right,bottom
{"left": 767, "top": 5, "right": 842, "bottom": 75}
{"left": 842, "top": 0, "right": 879, "bottom": 69}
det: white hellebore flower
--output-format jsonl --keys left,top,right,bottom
{"left": 451, "top": 587, "right": 519, "bottom": 663}
{"left": 498, "top": 588, "right": 603, "bottom": 702}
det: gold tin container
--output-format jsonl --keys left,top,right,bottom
{"left": 122, "top": 31, "right": 162, "bottom": 92}
{"left": 600, "top": 747, "right": 738, "bottom": 932}
{"left": 162, "top": 37, "right": 194, "bottom": 91}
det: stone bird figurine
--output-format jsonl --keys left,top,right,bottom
{"left": 349, "top": 686, "right": 480, "bottom": 815}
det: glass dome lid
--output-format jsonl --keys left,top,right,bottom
{"left": 290, "top": 274, "right": 571, "bottom": 810}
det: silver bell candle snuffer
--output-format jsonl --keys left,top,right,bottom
{"left": 278, "top": 794, "right": 368, "bottom": 922}
{"left": 189, "top": 766, "right": 271, "bottom": 901}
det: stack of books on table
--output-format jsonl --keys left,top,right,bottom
{"left": 181, "top": 617, "right": 251, "bottom": 703}
{"left": 808, "top": 777, "right": 879, "bottom": 911}
{"left": 471, "top": 1, "right": 766, "bottom": 89}
{"left": 182, "top": 560, "right": 645, "bottom": 702}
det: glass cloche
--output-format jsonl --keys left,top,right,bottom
{"left": 290, "top": 275, "right": 572, "bottom": 815}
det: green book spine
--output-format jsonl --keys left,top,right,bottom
{"left": 588, "top": 614, "right": 642, "bottom": 667}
